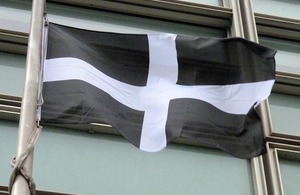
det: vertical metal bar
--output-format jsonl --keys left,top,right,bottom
{"left": 239, "top": 0, "right": 284, "bottom": 195}
{"left": 222, "top": 0, "right": 244, "bottom": 37}
{"left": 250, "top": 155, "right": 268, "bottom": 195}
{"left": 224, "top": 0, "right": 269, "bottom": 194}
{"left": 263, "top": 144, "right": 285, "bottom": 195}
{"left": 238, "top": 0, "right": 258, "bottom": 42}
{"left": 11, "top": 0, "right": 45, "bottom": 194}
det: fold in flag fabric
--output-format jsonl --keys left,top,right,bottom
{"left": 42, "top": 23, "right": 276, "bottom": 159}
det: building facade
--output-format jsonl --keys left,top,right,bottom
{"left": 0, "top": 0, "right": 300, "bottom": 194}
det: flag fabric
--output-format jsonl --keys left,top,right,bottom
{"left": 42, "top": 23, "right": 276, "bottom": 158}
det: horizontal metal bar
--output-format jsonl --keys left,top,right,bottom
{"left": 112, "top": 0, "right": 232, "bottom": 17}
{"left": 276, "top": 72, "right": 300, "bottom": 84}
{"left": 257, "top": 25, "right": 300, "bottom": 42}
{"left": 0, "top": 94, "right": 21, "bottom": 121}
{"left": 0, "top": 94, "right": 22, "bottom": 107}
{"left": 273, "top": 72, "right": 300, "bottom": 96}
{"left": 273, "top": 83, "right": 300, "bottom": 96}
{"left": 0, "top": 105, "right": 20, "bottom": 113}
{"left": 266, "top": 131, "right": 300, "bottom": 153}
{"left": 267, "top": 137, "right": 300, "bottom": 148}
{"left": 268, "top": 142, "right": 300, "bottom": 161}
{"left": 255, "top": 13, "right": 300, "bottom": 41}
{"left": 271, "top": 132, "right": 300, "bottom": 142}
{"left": 0, "top": 29, "right": 28, "bottom": 55}
{"left": 115, "top": 0, "right": 231, "bottom": 18}
{"left": 0, "top": 185, "right": 76, "bottom": 195}
{"left": 255, "top": 13, "right": 300, "bottom": 31}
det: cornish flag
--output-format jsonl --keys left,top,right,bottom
{"left": 42, "top": 23, "right": 276, "bottom": 158}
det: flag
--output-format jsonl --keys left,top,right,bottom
{"left": 42, "top": 23, "right": 276, "bottom": 158}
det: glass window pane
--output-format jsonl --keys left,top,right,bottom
{"left": 269, "top": 93, "right": 300, "bottom": 135}
{"left": 0, "top": 0, "right": 31, "bottom": 32}
{"left": 259, "top": 37, "right": 300, "bottom": 74}
{"left": 253, "top": 0, "right": 300, "bottom": 20}
{"left": 0, "top": 52, "right": 25, "bottom": 96}
{"left": 32, "top": 125, "right": 254, "bottom": 195}
{"left": 0, "top": 120, "right": 254, "bottom": 194}
{"left": 279, "top": 156, "right": 300, "bottom": 195}
{"left": 0, "top": 120, "right": 18, "bottom": 185}
{"left": 47, "top": 3, "right": 224, "bottom": 37}
{"left": 0, "top": 0, "right": 224, "bottom": 38}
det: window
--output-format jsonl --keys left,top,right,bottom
{"left": 253, "top": 0, "right": 300, "bottom": 20}
{"left": 269, "top": 93, "right": 300, "bottom": 135}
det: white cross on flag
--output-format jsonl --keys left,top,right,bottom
{"left": 42, "top": 23, "right": 276, "bottom": 159}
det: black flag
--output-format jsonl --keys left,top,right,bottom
{"left": 42, "top": 23, "right": 276, "bottom": 158}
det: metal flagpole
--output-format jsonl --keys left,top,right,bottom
{"left": 10, "top": 0, "right": 46, "bottom": 194}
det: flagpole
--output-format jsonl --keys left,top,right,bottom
{"left": 11, "top": 0, "right": 45, "bottom": 194}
